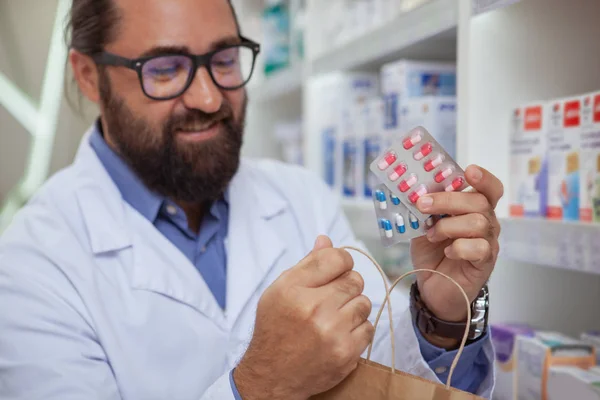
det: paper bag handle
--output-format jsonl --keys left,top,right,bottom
{"left": 341, "top": 246, "right": 472, "bottom": 390}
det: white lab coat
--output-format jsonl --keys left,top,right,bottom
{"left": 0, "top": 132, "right": 495, "bottom": 399}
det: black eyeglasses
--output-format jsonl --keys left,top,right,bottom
{"left": 92, "top": 37, "right": 261, "bottom": 101}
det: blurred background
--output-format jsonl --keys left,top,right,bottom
{"left": 1, "top": 0, "right": 600, "bottom": 398}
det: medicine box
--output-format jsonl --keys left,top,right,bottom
{"left": 579, "top": 91, "right": 600, "bottom": 222}
{"left": 582, "top": 331, "right": 600, "bottom": 365}
{"left": 312, "top": 73, "right": 379, "bottom": 194}
{"left": 490, "top": 323, "right": 536, "bottom": 400}
{"left": 509, "top": 103, "right": 548, "bottom": 218}
{"left": 380, "top": 60, "right": 456, "bottom": 145}
{"left": 398, "top": 96, "right": 457, "bottom": 160}
{"left": 547, "top": 366, "right": 600, "bottom": 400}
{"left": 516, "top": 331, "right": 596, "bottom": 400}
{"left": 546, "top": 96, "right": 582, "bottom": 221}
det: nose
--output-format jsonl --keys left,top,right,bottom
{"left": 182, "top": 67, "right": 223, "bottom": 113}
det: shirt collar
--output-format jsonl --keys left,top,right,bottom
{"left": 89, "top": 120, "right": 229, "bottom": 224}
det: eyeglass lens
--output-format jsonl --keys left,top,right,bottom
{"left": 141, "top": 46, "right": 255, "bottom": 98}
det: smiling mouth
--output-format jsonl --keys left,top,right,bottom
{"left": 175, "top": 122, "right": 222, "bottom": 141}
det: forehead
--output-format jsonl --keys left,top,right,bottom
{"left": 111, "top": 0, "right": 238, "bottom": 55}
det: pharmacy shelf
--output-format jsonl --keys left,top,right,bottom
{"left": 471, "top": 0, "right": 523, "bottom": 16}
{"left": 499, "top": 218, "right": 600, "bottom": 276}
{"left": 247, "top": 63, "right": 305, "bottom": 103}
{"left": 311, "top": 0, "right": 458, "bottom": 75}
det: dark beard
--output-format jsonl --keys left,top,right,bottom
{"left": 98, "top": 71, "right": 245, "bottom": 203}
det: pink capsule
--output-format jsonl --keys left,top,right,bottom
{"left": 377, "top": 152, "right": 397, "bottom": 170}
{"left": 403, "top": 133, "right": 423, "bottom": 150}
{"left": 409, "top": 185, "right": 428, "bottom": 204}
{"left": 445, "top": 177, "right": 465, "bottom": 192}
{"left": 424, "top": 154, "right": 444, "bottom": 172}
{"left": 435, "top": 167, "right": 453, "bottom": 183}
{"left": 413, "top": 143, "right": 433, "bottom": 161}
{"left": 398, "top": 175, "right": 418, "bottom": 192}
{"left": 388, "top": 163, "right": 407, "bottom": 181}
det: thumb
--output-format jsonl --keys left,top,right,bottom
{"left": 313, "top": 235, "right": 333, "bottom": 252}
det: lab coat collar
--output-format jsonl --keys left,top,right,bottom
{"left": 73, "top": 127, "right": 133, "bottom": 254}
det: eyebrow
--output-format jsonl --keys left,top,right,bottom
{"left": 139, "top": 36, "right": 242, "bottom": 58}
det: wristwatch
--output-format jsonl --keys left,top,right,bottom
{"left": 409, "top": 282, "right": 489, "bottom": 342}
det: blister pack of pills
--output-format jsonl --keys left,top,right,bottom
{"left": 370, "top": 126, "right": 468, "bottom": 222}
{"left": 372, "top": 183, "right": 426, "bottom": 246}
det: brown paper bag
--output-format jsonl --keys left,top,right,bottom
{"left": 311, "top": 247, "right": 485, "bottom": 400}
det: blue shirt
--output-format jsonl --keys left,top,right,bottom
{"left": 90, "top": 124, "right": 488, "bottom": 396}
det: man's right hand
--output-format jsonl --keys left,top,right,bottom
{"left": 233, "top": 235, "right": 375, "bottom": 400}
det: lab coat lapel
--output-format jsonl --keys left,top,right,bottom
{"left": 73, "top": 133, "right": 226, "bottom": 329}
{"left": 226, "top": 161, "right": 288, "bottom": 326}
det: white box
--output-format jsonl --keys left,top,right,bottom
{"left": 579, "top": 91, "right": 600, "bottom": 222}
{"left": 380, "top": 60, "right": 456, "bottom": 142}
{"left": 548, "top": 366, "right": 600, "bottom": 400}
{"left": 546, "top": 96, "right": 582, "bottom": 221}
{"left": 516, "top": 332, "right": 596, "bottom": 400}
{"left": 491, "top": 323, "right": 536, "bottom": 400}
{"left": 398, "top": 96, "right": 457, "bottom": 159}
{"left": 509, "top": 103, "right": 548, "bottom": 218}
{"left": 582, "top": 331, "right": 600, "bottom": 364}
{"left": 311, "top": 73, "right": 379, "bottom": 196}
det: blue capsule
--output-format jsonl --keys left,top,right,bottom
{"left": 395, "top": 214, "right": 406, "bottom": 234}
{"left": 409, "top": 213, "right": 420, "bottom": 230}
{"left": 375, "top": 190, "right": 387, "bottom": 210}
{"left": 391, "top": 194, "right": 401, "bottom": 205}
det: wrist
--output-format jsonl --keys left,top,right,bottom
{"left": 234, "top": 357, "right": 306, "bottom": 400}
{"left": 409, "top": 283, "right": 489, "bottom": 350}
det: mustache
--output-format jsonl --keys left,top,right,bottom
{"left": 166, "top": 104, "right": 235, "bottom": 132}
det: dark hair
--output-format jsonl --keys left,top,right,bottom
{"left": 65, "top": 0, "right": 240, "bottom": 55}
{"left": 64, "top": 0, "right": 240, "bottom": 111}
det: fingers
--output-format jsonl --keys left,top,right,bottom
{"left": 321, "top": 271, "right": 366, "bottom": 309}
{"left": 313, "top": 235, "right": 333, "bottom": 252}
{"left": 338, "top": 294, "right": 372, "bottom": 330}
{"left": 351, "top": 320, "right": 376, "bottom": 356}
{"left": 426, "top": 213, "right": 494, "bottom": 243}
{"left": 296, "top": 247, "right": 355, "bottom": 288}
{"left": 444, "top": 238, "right": 493, "bottom": 266}
{"left": 464, "top": 165, "right": 504, "bottom": 209}
{"left": 416, "top": 191, "right": 491, "bottom": 216}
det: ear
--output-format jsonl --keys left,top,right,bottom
{"left": 69, "top": 49, "right": 101, "bottom": 104}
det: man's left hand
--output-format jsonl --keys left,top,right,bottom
{"left": 411, "top": 165, "right": 504, "bottom": 330}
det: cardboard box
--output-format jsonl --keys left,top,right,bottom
{"left": 398, "top": 96, "right": 457, "bottom": 159}
{"left": 491, "top": 323, "right": 536, "bottom": 400}
{"left": 548, "top": 366, "right": 600, "bottom": 400}
{"left": 380, "top": 60, "right": 456, "bottom": 145}
{"left": 546, "top": 96, "right": 582, "bottom": 221}
{"left": 509, "top": 103, "right": 548, "bottom": 218}
{"left": 579, "top": 91, "right": 600, "bottom": 222}
{"left": 516, "top": 332, "right": 596, "bottom": 400}
{"left": 582, "top": 331, "right": 600, "bottom": 365}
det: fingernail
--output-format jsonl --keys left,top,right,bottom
{"left": 418, "top": 196, "right": 433, "bottom": 211}
{"left": 471, "top": 167, "right": 483, "bottom": 183}
{"left": 427, "top": 227, "right": 435, "bottom": 240}
{"left": 444, "top": 246, "right": 453, "bottom": 257}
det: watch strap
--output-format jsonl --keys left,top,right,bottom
{"left": 409, "top": 282, "right": 489, "bottom": 341}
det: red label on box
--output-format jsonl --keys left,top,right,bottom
{"left": 524, "top": 106, "right": 542, "bottom": 131}
{"left": 510, "top": 205, "right": 524, "bottom": 217}
{"left": 547, "top": 206, "right": 563, "bottom": 219}
{"left": 580, "top": 208, "right": 592, "bottom": 222}
{"left": 563, "top": 100, "right": 581, "bottom": 127}
{"left": 594, "top": 94, "right": 600, "bottom": 123}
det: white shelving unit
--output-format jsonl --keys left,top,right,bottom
{"left": 310, "top": 0, "right": 458, "bottom": 75}
{"left": 239, "top": 0, "right": 600, "bottom": 336}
